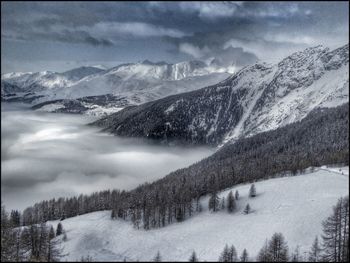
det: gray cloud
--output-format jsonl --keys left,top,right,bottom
{"left": 1, "top": 104, "right": 213, "bottom": 211}
{"left": 1, "top": 2, "right": 348, "bottom": 72}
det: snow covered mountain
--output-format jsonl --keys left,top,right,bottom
{"left": 48, "top": 166, "right": 349, "bottom": 261}
{"left": 1, "top": 61, "right": 230, "bottom": 115}
{"left": 93, "top": 44, "right": 349, "bottom": 145}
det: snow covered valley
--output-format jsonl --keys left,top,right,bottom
{"left": 1, "top": 103, "right": 214, "bottom": 211}
{"left": 48, "top": 167, "right": 349, "bottom": 261}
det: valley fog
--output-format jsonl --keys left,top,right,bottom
{"left": 1, "top": 103, "right": 214, "bottom": 211}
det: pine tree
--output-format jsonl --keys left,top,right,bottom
{"left": 47, "top": 225, "right": 63, "bottom": 262}
{"left": 257, "top": 239, "right": 271, "bottom": 262}
{"left": 308, "top": 236, "right": 321, "bottom": 262}
{"left": 189, "top": 251, "right": 198, "bottom": 262}
{"left": 243, "top": 204, "right": 251, "bottom": 214}
{"left": 221, "top": 198, "right": 226, "bottom": 210}
{"left": 219, "top": 244, "right": 230, "bottom": 262}
{"left": 249, "top": 184, "right": 256, "bottom": 198}
{"left": 290, "top": 246, "right": 302, "bottom": 262}
{"left": 235, "top": 190, "right": 239, "bottom": 200}
{"left": 111, "top": 209, "right": 116, "bottom": 219}
{"left": 267, "top": 232, "right": 289, "bottom": 262}
{"left": 153, "top": 251, "right": 162, "bottom": 262}
{"left": 321, "top": 196, "right": 349, "bottom": 262}
{"left": 219, "top": 244, "right": 237, "bottom": 262}
{"left": 229, "top": 245, "right": 238, "bottom": 262}
{"left": 240, "top": 249, "right": 249, "bottom": 262}
{"left": 56, "top": 222, "right": 63, "bottom": 236}
{"left": 227, "top": 191, "right": 236, "bottom": 213}
{"left": 63, "top": 232, "right": 68, "bottom": 242}
{"left": 209, "top": 191, "right": 220, "bottom": 212}
{"left": 10, "top": 210, "right": 21, "bottom": 227}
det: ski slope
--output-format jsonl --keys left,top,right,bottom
{"left": 50, "top": 166, "right": 349, "bottom": 261}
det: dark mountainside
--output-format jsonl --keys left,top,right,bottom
{"left": 22, "top": 103, "right": 349, "bottom": 229}
{"left": 91, "top": 44, "right": 349, "bottom": 146}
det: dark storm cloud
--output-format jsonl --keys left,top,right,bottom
{"left": 1, "top": 1, "right": 348, "bottom": 72}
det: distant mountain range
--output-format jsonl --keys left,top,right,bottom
{"left": 92, "top": 44, "right": 349, "bottom": 145}
{"left": 1, "top": 60, "right": 230, "bottom": 115}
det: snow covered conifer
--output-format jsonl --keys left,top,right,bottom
{"left": 227, "top": 191, "right": 236, "bottom": 213}
{"left": 308, "top": 236, "right": 321, "bottom": 262}
{"left": 219, "top": 244, "right": 237, "bottom": 262}
{"left": 267, "top": 232, "right": 289, "bottom": 262}
{"left": 111, "top": 209, "right": 116, "bottom": 219}
{"left": 63, "top": 232, "right": 68, "bottom": 242}
{"left": 56, "top": 222, "right": 63, "bottom": 236}
{"left": 189, "top": 251, "right": 198, "bottom": 262}
{"left": 243, "top": 204, "right": 251, "bottom": 214}
{"left": 221, "top": 198, "right": 226, "bottom": 210}
{"left": 321, "top": 196, "right": 349, "bottom": 262}
{"left": 240, "top": 249, "right": 249, "bottom": 262}
{"left": 291, "top": 246, "right": 302, "bottom": 262}
{"left": 209, "top": 191, "right": 220, "bottom": 212}
{"left": 249, "top": 184, "right": 256, "bottom": 198}
{"left": 219, "top": 244, "right": 230, "bottom": 262}
{"left": 229, "top": 245, "right": 238, "bottom": 262}
{"left": 257, "top": 239, "right": 271, "bottom": 262}
{"left": 153, "top": 251, "right": 162, "bottom": 262}
{"left": 235, "top": 190, "right": 239, "bottom": 200}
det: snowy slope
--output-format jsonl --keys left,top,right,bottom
{"left": 49, "top": 166, "right": 349, "bottom": 261}
{"left": 93, "top": 44, "right": 348, "bottom": 145}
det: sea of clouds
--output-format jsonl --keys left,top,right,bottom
{"left": 1, "top": 103, "right": 214, "bottom": 211}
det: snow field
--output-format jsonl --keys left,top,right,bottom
{"left": 49, "top": 166, "right": 348, "bottom": 261}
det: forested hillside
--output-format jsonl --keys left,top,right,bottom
{"left": 19, "top": 103, "right": 349, "bottom": 230}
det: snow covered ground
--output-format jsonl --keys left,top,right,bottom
{"left": 49, "top": 166, "right": 349, "bottom": 261}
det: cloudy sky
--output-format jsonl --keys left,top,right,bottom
{"left": 1, "top": 1, "right": 349, "bottom": 73}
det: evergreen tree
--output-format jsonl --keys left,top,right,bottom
{"left": 229, "top": 245, "right": 238, "bottom": 262}
{"left": 267, "top": 232, "right": 289, "bottom": 262}
{"left": 189, "top": 251, "right": 198, "bottom": 262}
{"left": 111, "top": 209, "right": 116, "bottom": 219}
{"left": 257, "top": 239, "right": 271, "bottom": 262}
{"left": 219, "top": 244, "right": 230, "bottom": 262}
{"left": 240, "top": 249, "right": 249, "bottom": 262}
{"left": 153, "top": 251, "right": 162, "bottom": 262}
{"left": 243, "top": 204, "right": 251, "bottom": 214}
{"left": 227, "top": 191, "right": 236, "bottom": 213}
{"left": 209, "top": 191, "right": 220, "bottom": 212}
{"left": 63, "top": 232, "right": 68, "bottom": 242}
{"left": 221, "top": 198, "right": 226, "bottom": 210}
{"left": 10, "top": 210, "right": 21, "bottom": 227}
{"left": 219, "top": 244, "right": 238, "bottom": 262}
{"left": 56, "top": 222, "right": 63, "bottom": 236}
{"left": 308, "top": 236, "right": 321, "bottom": 262}
{"left": 321, "top": 196, "right": 349, "bottom": 262}
{"left": 249, "top": 184, "right": 256, "bottom": 198}
{"left": 290, "top": 246, "right": 302, "bottom": 262}
{"left": 235, "top": 190, "right": 239, "bottom": 200}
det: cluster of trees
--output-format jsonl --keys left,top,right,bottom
{"left": 15, "top": 103, "right": 349, "bottom": 231}
{"left": 150, "top": 196, "right": 349, "bottom": 262}
{"left": 1, "top": 204, "right": 65, "bottom": 262}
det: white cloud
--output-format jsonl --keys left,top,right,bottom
{"left": 179, "top": 2, "right": 237, "bottom": 20}
{"left": 179, "top": 43, "right": 210, "bottom": 58}
{"left": 1, "top": 107, "right": 213, "bottom": 210}
{"left": 87, "top": 22, "right": 188, "bottom": 39}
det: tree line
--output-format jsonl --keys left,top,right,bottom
{"left": 1, "top": 196, "right": 348, "bottom": 262}
{"left": 153, "top": 196, "right": 348, "bottom": 262}
{"left": 13, "top": 103, "right": 349, "bottom": 231}
{"left": 1, "top": 204, "right": 66, "bottom": 262}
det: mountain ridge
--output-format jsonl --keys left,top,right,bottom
{"left": 92, "top": 44, "right": 349, "bottom": 145}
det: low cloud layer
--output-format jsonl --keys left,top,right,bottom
{"left": 1, "top": 104, "right": 213, "bottom": 211}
